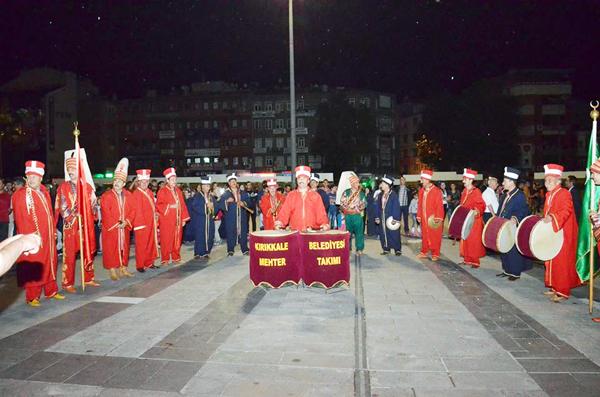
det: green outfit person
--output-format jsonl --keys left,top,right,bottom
{"left": 341, "top": 174, "right": 367, "bottom": 254}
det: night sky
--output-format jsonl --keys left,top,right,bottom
{"left": 1, "top": 0, "right": 599, "bottom": 99}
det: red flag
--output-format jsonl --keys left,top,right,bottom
{"left": 75, "top": 140, "right": 96, "bottom": 269}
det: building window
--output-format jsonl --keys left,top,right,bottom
{"left": 276, "top": 156, "right": 284, "bottom": 167}
{"left": 242, "top": 119, "right": 248, "bottom": 128}
{"left": 360, "top": 97, "right": 370, "bottom": 108}
{"left": 275, "top": 102, "right": 283, "bottom": 112}
{"left": 297, "top": 118, "right": 304, "bottom": 128}
{"left": 265, "top": 156, "right": 273, "bottom": 166}
{"left": 233, "top": 138, "right": 238, "bottom": 145}
{"left": 242, "top": 137, "right": 247, "bottom": 144}
{"left": 233, "top": 157, "right": 239, "bottom": 166}
{"left": 203, "top": 121, "right": 209, "bottom": 129}
{"left": 285, "top": 102, "right": 290, "bottom": 111}
{"left": 265, "top": 119, "right": 273, "bottom": 130}
{"left": 242, "top": 156, "right": 249, "bottom": 166}
{"left": 224, "top": 158, "right": 229, "bottom": 166}
{"left": 186, "top": 121, "right": 192, "bottom": 129}
{"left": 298, "top": 155, "right": 305, "bottom": 164}
{"left": 276, "top": 137, "right": 285, "bottom": 148}
{"left": 265, "top": 102, "right": 273, "bottom": 111}
{"left": 297, "top": 99, "right": 304, "bottom": 110}
{"left": 203, "top": 102, "right": 209, "bottom": 110}
{"left": 222, "top": 102, "right": 228, "bottom": 109}
{"left": 232, "top": 119, "right": 238, "bottom": 128}
{"left": 297, "top": 136, "right": 305, "bottom": 148}
{"left": 265, "top": 138, "right": 273, "bottom": 148}
{"left": 255, "top": 156, "right": 263, "bottom": 167}
{"left": 213, "top": 120, "right": 219, "bottom": 128}
{"left": 253, "top": 119, "right": 260, "bottom": 130}
{"left": 203, "top": 157, "right": 210, "bottom": 164}
{"left": 276, "top": 119, "right": 284, "bottom": 129}
{"left": 255, "top": 138, "right": 263, "bottom": 148}
{"left": 254, "top": 103, "right": 262, "bottom": 111}
{"left": 213, "top": 102, "right": 218, "bottom": 110}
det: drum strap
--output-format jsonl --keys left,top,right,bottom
{"left": 461, "top": 188, "right": 473, "bottom": 205}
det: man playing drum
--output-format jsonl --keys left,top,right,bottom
{"left": 542, "top": 164, "right": 580, "bottom": 302}
{"left": 416, "top": 169, "right": 444, "bottom": 261}
{"left": 497, "top": 167, "right": 531, "bottom": 280}
{"left": 275, "top": 165, "right": 330, "bottom": 232}
{"left": 458, "top": 168, "right": 486, "bottom": 268}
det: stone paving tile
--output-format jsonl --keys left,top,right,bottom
{"left": 0, "top": 378, "right": 102, "bottom": 396}
{"left": 28, "top": 354, "right": 100, "bottom": 383}
{"left": 0, "top": 351, "right": 67, "bottom": 380}
{"left": 102, "top": 358, "right": 166, "bottom": 389}
{"left": 516, "top": 357, "right": 600, "bottom": 373}
{"left": 529, "top": 373, "right": 597, "bottom": 397}
{"left": 139, "top": 360, "right": 203, "bottom": 392}
{"left": 65, "top": 355, "right": 134, "bottom": 386}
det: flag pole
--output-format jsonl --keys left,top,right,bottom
{"left": 589, "top": 101, "right": 599, "bottom": 314}
{"left": 588, "top": 101, "right": 600, "bottom": 314}
{"left": 73, "top": 122, "right": 86, "bottom": 292}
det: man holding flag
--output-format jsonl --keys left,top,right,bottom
{"left": 55, "top": 146, "right": 100, "bottom": 293}
{"left": 578, "top": 102, "right": 600, "bottom": 320}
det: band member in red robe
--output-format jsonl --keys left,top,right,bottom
{"left": 458, "top": 168, "right": 486, "bottom": 268}
{"left": 101, "top": 158, "right": 135, "bottom": 280}
{"left": 55, "top": 154, "right": 99, "bottom": 293}
{"left": 156, "top": 167, "right": 190, "bottom": 264}
{"left": 12, "top": 161, "right": 65, "bottom": 306}
{"left": 131, "top": 169, "right": 160, "bottom": 272}
{"left": 416, "top": 169, "right": 444, "bottom": 261}
{"left": 542, "top": 163, "right": 580, "bottom": 302}
{"left": 259, "top": 178, "right": 285, "bottom": 230}
{"left": 275, "top": 166, "right": 329, "bottom": 232}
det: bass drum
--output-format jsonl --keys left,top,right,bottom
{"left": 515, "top": 215, "right": 564, "bottom": 261}
{"left": 448, "top": 205, "right": 476, "bottom": 240}
{"left": 482, "top": 216, "right": 516, "bottom": 253}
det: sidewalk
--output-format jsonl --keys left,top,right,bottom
{"left": 0, "top": 236, "right": 599, "bottom": 396}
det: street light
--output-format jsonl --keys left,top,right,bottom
{"left": 288, "top": 0, "right": 297, "bottom": 186}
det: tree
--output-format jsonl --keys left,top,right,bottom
{"left": 415, "top": 134, "right": 442, "bottom": 167}
{"left": 0, "top": 102, "right": 39, "bottom": 176}
{"left": 421, "top": 80, "right": 519, "bottom": 174}
{"left": 312, "top": 94, "right": 377, "bottom": 176}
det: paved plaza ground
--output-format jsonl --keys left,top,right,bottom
{"left": 1, "top": 236, "right": 600, "bottom": 396}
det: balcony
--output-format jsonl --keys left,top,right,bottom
{"left": 253, "top": 147, "right": 267, "bottom": 154}
{"left": 284, "top": 147, "right": 308, "bottom": 154}
{"left": 273, "top": 128, "right": 287, "bottom": 135}
{"left": 295, "top": 127, "right": 308, "bottom": 135}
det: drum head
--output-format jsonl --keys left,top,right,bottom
{"left": 530, "top": 221, "right": 564, "bottom": 261}
{"left": 251, "top": 230, "right": 297, "bottom": 237}
{"left": 448, "top": 205, "right": 466, "bottom": 239}
{"left": 496, "top": 221, "right": 516, "bottom": 253}
{"left": 386, "top": 216, "right": 400, "bottom": 231}
{"left": 460, "top": 210, "right": 476, "bottom": 240}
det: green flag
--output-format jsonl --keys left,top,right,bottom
{"left": 575, "top": 117, "right": 598, "bottom": 282}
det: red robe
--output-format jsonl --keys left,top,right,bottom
{"left": 100, "top": 189, "right": 135, "bottom": 269}
{"left": 459, "top": 187, "right": 486, "bottom": 266}
{"left": 276, "top": 190, "right": 328, "bottom": 231}
{"left": 544, "top": 186, "right": 580, "bottom": 297}
{"left": 417, "top": 185, "right": 444, "bottom": 257}
{"left": 259, "top": 192, "right": 285, "bottom": 230}
{"left": 131, "top": 187, "right": 159, "bottom": 269}
{"left": 12, "top": 186, "right": 59, "bottom": 302}
{"left": 55, "top": 181, "right": 97, "bottom": 287}
{"left": 156, "top": 185, "right": 190, "bottom": 263}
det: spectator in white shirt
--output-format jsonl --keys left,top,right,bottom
{"left": 482, "top": 176, "right": 500, "bottom": 224}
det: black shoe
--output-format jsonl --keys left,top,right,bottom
{"left": 508, "top": 275, "right": 520, "bottom": 281}
{"left": 395, "top": 251, "right": 402, "bottom": 256}
{"left": 242, "top": 251, "right": 249, "bottom": 256}
{"left": 203, "top": 254, "right": 210, "bottom": 259}
{"left": 380, "top": 251, "right": 390, "bottom": 255}
{"left": 496, "top": 272, "right": 508, "bottom": 277}
{"left": 227, "top": 252, "right": 234, "bottom": 256}
{"left": 137, "top": 268, "right": 145, "bottom": 273}
{"left": 149, "top": 265, "right": 160, "bottom": 269}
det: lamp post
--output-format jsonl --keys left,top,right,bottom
{"left": 288, "top": 0, "right": 297, "bottom": 186}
